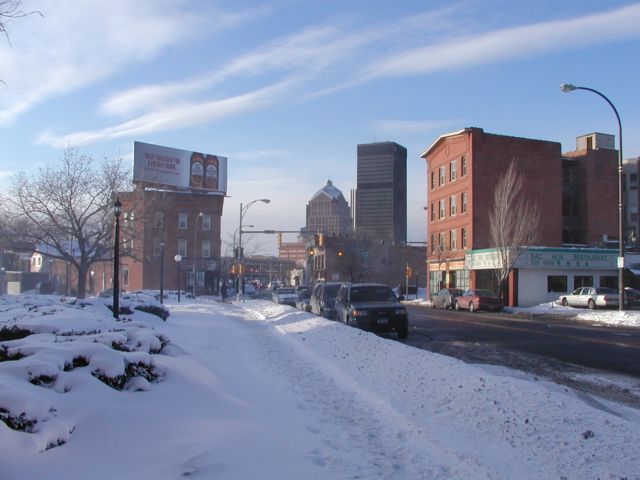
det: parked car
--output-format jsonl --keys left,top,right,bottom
{"left": 295, "top": 287, "right": 312, "bottom": 312}
{"left": 243, "top": 283, "right": 257, "bottom": 298}
{"left": 334, "top": 283, "right": 408, "bottom": 339}
{"left": 558, "top": 286, "right": 620, "bottom": 309}
{"left": 454, "top": 289, "right": 504, "bottom": 312}
{"left": 310, "top": 282, "right": 342, "bottom": 320}
{"left": 273, "top": 287, "right": 297, "bottom": 306}
{"left": 624, "top": 287, "right": 640, "bottom": 308}
{"left": 432, "top": 288, "right": 465, "bottom": 309}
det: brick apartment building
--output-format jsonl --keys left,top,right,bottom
{"left": 422, "top": 128, "right": 618, "bottom": 304}
{"left": 114, "top": 187, "right": 224, "bottom": 294}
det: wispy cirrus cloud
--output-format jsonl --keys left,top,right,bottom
{"left": 0, "top": 0, "right": 264, "bottom": 125}
{"left": 359, "top": 3, "right": 640, "bottom": 81}
{"left": 37, "top": 78, "right": 296, "bottom": 148}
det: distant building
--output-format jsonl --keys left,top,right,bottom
{"left": 355, "top": 142, "right": 407, "bottom": 245}
{"left": 305, "top": 180, "right": 352, "bottom": 236}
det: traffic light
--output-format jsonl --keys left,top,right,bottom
{"left": 337, "top": 249, "right": 344, "bottom": 257}
{"left": 307, "top": 248, "right": 314, "bottom": 256}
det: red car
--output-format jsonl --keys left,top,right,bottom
{"left": 454, "top": 289, "right": 504, "bottom": 313}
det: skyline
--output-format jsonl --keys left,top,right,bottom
{"left": 1, "top": 0, "right": 640, "bottom": 255}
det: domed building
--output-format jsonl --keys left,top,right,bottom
{"left": 305, "top": 180, "right": 352, "bottom": 236}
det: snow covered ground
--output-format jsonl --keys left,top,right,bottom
{"left": 1, "top": 293, "right": 639, "bottom": 479}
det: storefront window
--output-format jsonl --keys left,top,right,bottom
{"left": 599, "top": 276, "right": 617, "bottom": 289}
{"left": 573, "top": 276, "right": 593, "bottom": 290}
{"left": 547, "top": 275, "right": 567, "bottom": 292}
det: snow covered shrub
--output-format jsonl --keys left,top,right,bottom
{"left": 63, "top": 356, "right": 89, "bottom": 371}
{"left": 0, "top": 408, "right": 37, "bottom": 432}
{"left": 0, "top": 345, "right": 25, "bottom": 362}
{"left": 92, "top": 360, "right": 163, "bottom": 391}
{"left": 0, "top": 326, "right": 32, "bottom": 341}
{"left": 134, "top": 304, "right": 169, "bottom": 321}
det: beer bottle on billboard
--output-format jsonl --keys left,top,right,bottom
{"left": 190, "top": 152, "right": 204, "bottom": 189}
{"left": 204, "top": 155, "right": 219, "bottom": 190}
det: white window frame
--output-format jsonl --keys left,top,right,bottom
{"left": 202, "top": 239, "right": 211, "bottom": 259}
{"left": 154, "top": 211, "right": 164, "bottom": 229}
{"left": 450, "top": 196, "right": 457, "bottom": 216}
{"left": 202, "top": 213, "right": 211, "bottom": 231}
{"left": 178, "top": 213, "right": 188, "bottom": 230}
{"left": 450, "top": 160, "right": 457, "bottom": 181}
{"left": 439, "top": 199, "right": 445, "bottom": 219}
{"left": 450, "top": 229, "right": 457, "bottom": 250}
{"left": 178, "top": 239, "right": 187, "bottom": 257}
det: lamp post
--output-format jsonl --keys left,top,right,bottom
{"left": 561, "top": 83, "right": 625, "bottom": 311}
{"left": 174, "top": 254, "right": 182, "bottom": 303}
{"left": 193, "top": 212, "right": 203, "bottom": 299}
{"left": 90, "top": 270, "right": 95, "bottom": 296}
{"left": 238, "top": 199, "right": 270, "bottom": 300}
{"left": 159, "top": 240, "right": 165, "bottom": 304}
{"left": 112, "top": 198, "right": 122, "bottom": 319}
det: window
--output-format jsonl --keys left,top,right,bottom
{"left": 461, "top": 156, "right": 467, "bottom": 176}
{"left": 439, "top": 199, "right": 445, "bottom": 219}
{"left": 431, "top": 171, "right": 436, "bottom": 189}
{"left": 439, "top": 166, "right": 445, "bottom": 186}
{"left": 450, "top": 195, "right": 457, "bottom": 216}
{"left": 178, "top": 239, "right": 187, "bottom": 257}
{"left": 461, "top": 192, "right": 468, "bottom": 213}
{"left": 461, "top": 228, "right": 467, "bottom": 249}
{"left": 430, "top": 234, "right": 435, "bottom": 253}
{"left": 153, "top": 239, "right": 164, "bottom": 256}
{"left": 202, "top": 213, "right": 211, "bottom": 231}
{"left": 202, "top": 239, "right": 211, "bottom": 259}
{"left": 450, "top": 160, "right": 457, "bottom": 181}
{"left": 600, "top": 276, "right": 617, "bottom": 289}
{"left": 154, "top": 211, "right": 164, "bottom": 229}
{"left": 438, "top": 232, "right": 445, "bottom": 251}
{"left": 430, "top": 203, "right": 436, "bottom": 222}
{"left": 122, "top": 266, "right": 129, "bottom": 287}
{"left": 178, "top": 213, "right": 188, "bottom": 230}
{"left": 450, "top": 229, "right": 457, "bottom": 250}
{"left": 573, "top": 276, "right": 593, "bottom": 290}
{"left": 547, "top": 276, "right": 567, "bottom": 292}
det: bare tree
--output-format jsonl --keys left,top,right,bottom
{"left": 6, "top": 147, "right": 130, "bottom": 298}
{"left": 1, "top": 1, "right": 41, "bottom": 41}
{"left": 489, "top": 160, "right": 540, "bottom": 298}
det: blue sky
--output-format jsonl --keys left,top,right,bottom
{"left": 1, "top": 0, "right": 640, "bottom": 255}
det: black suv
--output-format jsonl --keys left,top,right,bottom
{"left": 334, "top": 283, "right": 408, "bottom": 339}
{"left": 310, "top": 282, "right": 342, "bottom": 320}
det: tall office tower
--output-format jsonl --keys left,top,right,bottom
{"left": 355, "top": 141, "right": 407, "bottom": 244}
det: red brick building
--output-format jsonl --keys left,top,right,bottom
{"left": 422, "top": 128, "right": 618, "bottom": 301}
{"left": 113, "top": 187, "right": 224, "bottom": 294}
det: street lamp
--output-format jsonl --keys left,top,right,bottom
{"left": 193, "top": 212, "right": 203, "bottom": 299}
{"left": 159, "top": 240, "right": 165, "bottom": 304}
{"left": 561, "top": 83, "right": 625, "bottom": 311}
{"left": 90, "top": 270, "right": 95, "bottom": 296}
{"left": 174, "top": 254, "right": 182, "bottom": 303}
{"left": 238, "top": 199, "right": 270, "bottom": 299}
{"left": 112, "top": 198, "right": 122, "bottom": 319}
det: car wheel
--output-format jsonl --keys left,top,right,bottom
{"left": 561, "top": 298, "right": 568, "bottom": 307}
{"left": 444, "top": 300, "right": 451, "bottom": 309}
{"left": 454, "top": 301, "right": 460, "bottom": 311}
{"left": 588, "top": 299, "right": 596, "bottom": 310}
{"left": 397, "top": 324, "right": 408, "bottom": 340}
{"left": 469, "top": 303, "right": 475, "bottom": 313}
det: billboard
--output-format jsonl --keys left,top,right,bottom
{"left": 133, "top": 141, "right": 227, "bottom": 194}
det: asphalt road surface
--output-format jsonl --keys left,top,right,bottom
{"left": 404, "top": 304, "right": 640, "bottom": 407}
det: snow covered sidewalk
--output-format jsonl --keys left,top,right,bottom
{"left": 1, "top": 295, "right": 640, "bottom": 479}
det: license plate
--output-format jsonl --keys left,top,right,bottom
{"left": 377, "top": 318, "right": 388, "bottom": 325}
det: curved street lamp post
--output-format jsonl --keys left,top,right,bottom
{"left": 238, "top": 199, "right": 270, "bottom": 300}
{"left": 174, "top": 254, "right": 182, "bottom": 303}
{"left": 561, "top": 83, "right": 624, "bottom": 311}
